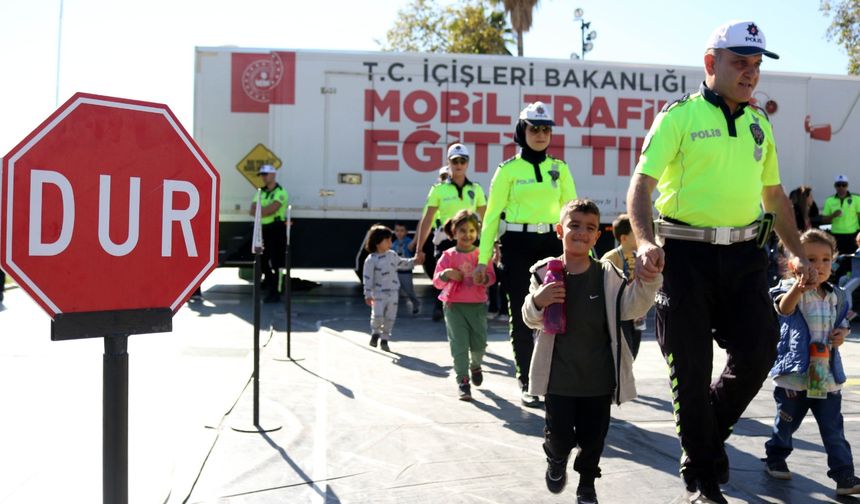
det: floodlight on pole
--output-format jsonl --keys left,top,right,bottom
{"left": 573, "top": 8, "right": 596, "bottom": 60}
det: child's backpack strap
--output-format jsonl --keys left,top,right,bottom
{"left": 615, "top": 246, "right": 629, "bottom": 276}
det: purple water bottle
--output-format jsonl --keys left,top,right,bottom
{"left": 543, "top": 259, "right": 566, "bottom": 334}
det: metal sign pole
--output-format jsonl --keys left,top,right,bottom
{"left": 103, "top": 334, "right": 129, "bottom": 504}
{"left": 252, "top": 190, "right": 263, "bottom": 426}
{"left": 233, "top": 189, "right": 280, "bottom": 433}
{"left": 275, "top": 205, "right": 302, "bottom": 363}
{"left": 285, "top": 205, "right": 292, "bottom": 358}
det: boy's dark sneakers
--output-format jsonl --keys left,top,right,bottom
{"left": 765, "top": 459, "right": 791, "bottom": 480}
{"left": 470, "top": 368, "right": 483, "bottom": 386}
{"left": 369, "top": 334, "right": 380, "bottom": 348}
{"left": 380, "top": 340, "right": 391, "bottom": 352}
{"left": 544, "top": 450, "right": 567, "bottom": 494}
{"left": 689, "top": 479, "right": 727, "bottom": 504}
{"left": 458, "top": 378, "right": 472, "bottom": 401}
{"left": 836, "top": 474, "right": 860, "bottom": 495}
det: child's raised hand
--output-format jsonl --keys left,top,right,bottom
{"left": 789, "top": 256, "right": 819, "bottom": 291}
{"left": 829, "top": 327, "right": 848, "bottom": 348}
{"left": 532, "top": 281, "right": 565, "bottom": 310}
{"left": 444, "top": 268, "right": 463, "bottom": 282}
{"left": 365, "top": 297, "right": 373, "bottom": 307}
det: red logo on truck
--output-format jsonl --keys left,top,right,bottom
{"left": 231, "top": 52, "right": 296, "bottom": 113}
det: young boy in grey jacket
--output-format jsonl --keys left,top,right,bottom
{"left": 522, "top": 199, "right": 662, "bottom": 504}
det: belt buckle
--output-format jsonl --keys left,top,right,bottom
{"left": 713, "top": 227, "right": 732, "bottom": 245}
{"left": 536, "top": 223, "right": 551, "bottom": 234}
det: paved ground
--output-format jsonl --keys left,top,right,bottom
{"left": 1, "top": 268, "right": 859, "bottom": 503}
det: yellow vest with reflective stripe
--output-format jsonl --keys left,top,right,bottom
{"left": 636, "top": 85, "right": 779, "bottom": 227}
{"left": 424, "top": 180, "right": 487, "bottom": 225}
{"left": 823, "top": 193, "right": 860, "bottom": 234}
{"left": 478, "top": 154, "right": 577, "bottom": 264}
{"left": 255, "top": 185, "right": 288, "bottom": 225}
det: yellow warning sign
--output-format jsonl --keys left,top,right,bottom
{"left": 236, "top": 143, "right": 282, "bottom": 189}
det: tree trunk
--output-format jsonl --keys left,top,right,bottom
{"left": 516, "top": 30, "right": 523, "bottom": 56}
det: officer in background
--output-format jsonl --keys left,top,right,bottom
{"left": 627, "top": 21, "right": 816, "bottom": 504}
{"left": 822, "top": 175, "right": 860, "bottom": 255}
{"left": 473, "top": 102, "right": 577, "bottom": 407}
{"left": 415, "top": 144, "right": 487, "bottom": 321}
{"left": 250, "top": 164, "right": 289, "bottom": 303}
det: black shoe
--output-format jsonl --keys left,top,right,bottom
{"left": 765, "top": 459, "right": 791, "bottom": 480}
{"left": 369, "top": 334, "right": 380, "bottom": 348}
{"left": 432, "top": 307, "right": 443, "bottom": 322}
{"left": 690, "top": 479, "right": 727, "bottom": 504}
{"left": 682, "top": 458, "right": 728, "bottom": 491}
{"left": 380, "top": 340, "right": 390, "bottom": 352}
{"left": 470, "top": 368, "right": 483, "bottom": 387}
{"left": 544, "top": 447, "right": 567, "bottom": 494}
{"left": 576, "top": 481, "right": 598, "bottom": 504}
{"left": 836, "top": 474, "right": 860, "bottom": 495}
{"left": 458, "top": 378, "right": 471, "bottom": 401}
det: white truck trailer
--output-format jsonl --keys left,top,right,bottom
{"left": 193, "top": 47, "right": 860, "bottom": 267}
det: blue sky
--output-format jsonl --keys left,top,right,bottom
{"left": 0, "top": 0, "right": 850, "bottom": 154}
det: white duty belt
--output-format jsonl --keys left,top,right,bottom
{"left": 654, "top": 219, "right": 759, "bottom": 245}
{"left": 504, "top": 222, "right": 555, "bottom": 234}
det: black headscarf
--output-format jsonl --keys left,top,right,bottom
{"left": 513, "top": 120, "right": 547, "bottom": 182}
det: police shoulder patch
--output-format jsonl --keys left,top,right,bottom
{"left": 749, "top": 103, "right": 771, "bottom": 123}
{"left": 660, "top": 92, "right": 692, "bottom": 113}
{"left": 498, "top": 156, "right": 518, "bottom": 169}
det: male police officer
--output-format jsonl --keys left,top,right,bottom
{"left": 627, "top": 21, "right": 817, "bottom": 504}
{"left": 250, "top": 164, "right": 289, "bottom": 303}
{"left": 823, "top": 175, "right": 860, "bottom": 255}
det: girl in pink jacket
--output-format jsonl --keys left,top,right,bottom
{"left": 433, "top": 210, "right": 496, "bottom": 401}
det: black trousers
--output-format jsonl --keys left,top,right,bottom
{"left": 656, "top": 239, "right": 778, "bottom": 483}
{"left": 261, "top": 222, "right": 286, "bottom": 293}
{"left": 431, "top": 238, "right": 457, "bottom": 310}
{"left": 544, "top": 394, "right": 611, "bottom": 480}
{"left": 833, "top": 232, "right": 858, "bottom": 256}
{"left": 499, "top": 231, "right": 562, "bottom": 388}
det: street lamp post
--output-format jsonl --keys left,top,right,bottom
{"left": 574, "top": 8, "right": 597, "bottom": 60}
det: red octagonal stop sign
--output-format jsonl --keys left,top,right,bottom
{"left": 0, "top": 93, "right": 219, "bottom": 318}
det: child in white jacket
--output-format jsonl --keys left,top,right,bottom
{"left": 522, "top": 199, "right": 662, "bottom": 504}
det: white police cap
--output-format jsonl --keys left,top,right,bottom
{"left": 706, "top": 20, "right": 779, "bottom": 59}
{"left": 447, "top": 143, "right": 470, "bottom": 159}
{"left": 835, "top": 174, "right": 849, "bottom": 184}
{"left": 258, "top": 164, "right": 277, "bottom": 175}
{"left": 519, "top": 101, "right": 555, "bottom": 126}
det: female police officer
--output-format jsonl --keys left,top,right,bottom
{"left": 415, "top": 143, "right": 487, "bottom": 321}
{"left": 473, "top": 102, "right": 577, "bottom": 407}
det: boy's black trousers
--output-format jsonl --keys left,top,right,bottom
{"left": 544, "top": 394, "right": 611, "bottom": 480}
{"left": 656, "top": 238, "right": 778, "bottom": 484}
